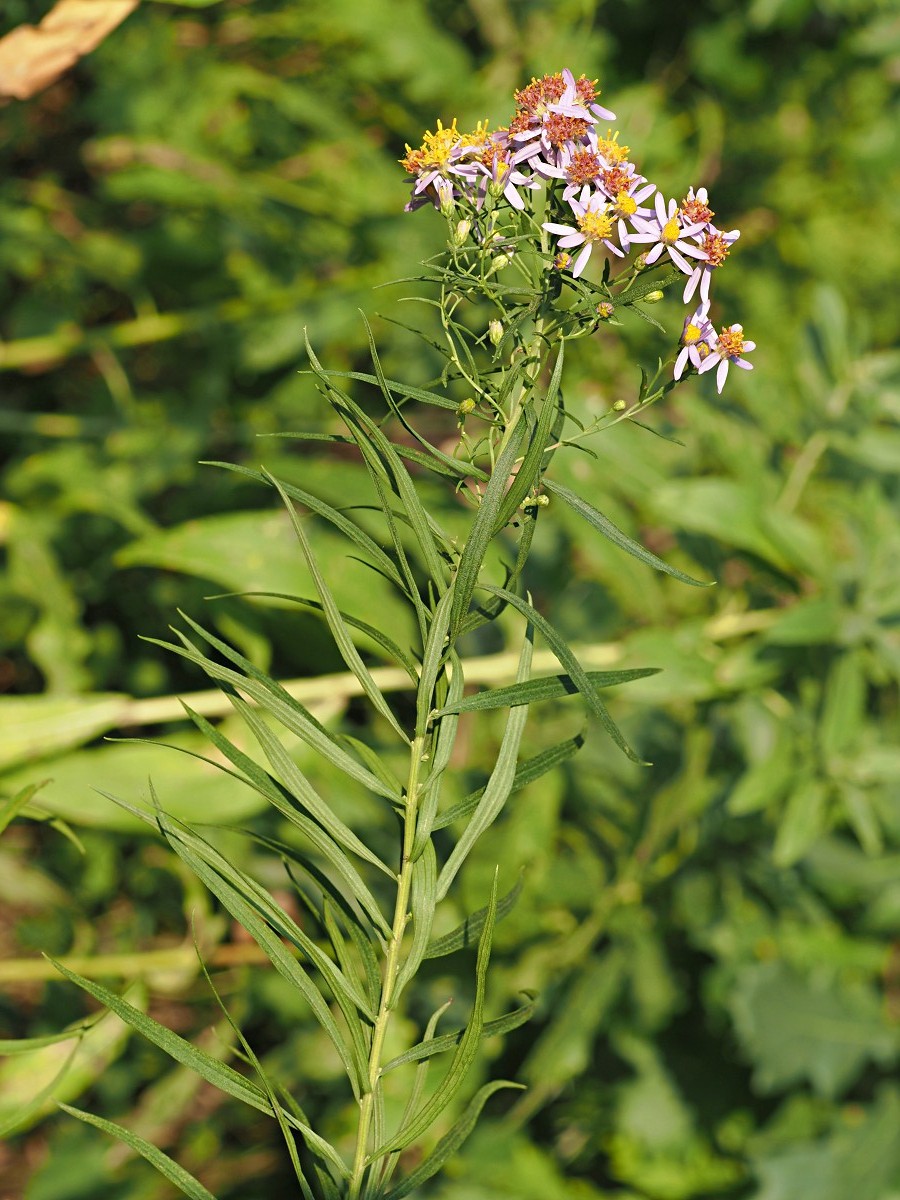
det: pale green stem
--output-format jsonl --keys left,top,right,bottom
{"left": 347, "top": 733, "right": 428, "bottom": 1200}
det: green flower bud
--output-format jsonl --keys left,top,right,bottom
{"left": 643, "top": 289, "right": 664, "bottom": 303}
{"left": 488, "top": 319, "right": 503, "bottom": 346}
{"left": 457, "top": 397, "right": 476, "bottom": 417}
{"left": 613, "top": 399, "right": 627, "bottom": 412}
{"left": 452, "top": 218, "right": 471, "bottom": 246}
{"left": 596, "top": 301, "right": 615, "bottom": 320}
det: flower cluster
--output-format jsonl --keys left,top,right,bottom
{"left": 401, "top": 70, "right": 755, "bottom": 394}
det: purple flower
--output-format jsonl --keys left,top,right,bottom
{"left": 698, "top": 323, "right": 756, "bottom": 393}
{"left": 509, "top": 70, "right": 616, "bottom": 169}
{"left": 543, "top": 189, "right": 624, "bottom": 278}
{"left": 673, "top": 303, "right": 715, "bottom": 380}
{"left": 683, "top": 224, "right": 741, "bottom": 304}
{"left": 628, "top": 193, "right": 709, "bottom": 275}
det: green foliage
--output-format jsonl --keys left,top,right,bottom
{"left": 2, "top": 1, "right": 900, "bottom": 1198}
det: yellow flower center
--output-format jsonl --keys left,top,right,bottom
{"left": 683, "top": 322, "right": 701, "bottom": 345}
{"left": 579, "top": 209, "right": 614, "bottom": 241}
{"left": 662, "top": 216, "right": 680, "bottom": 244}
{"left": 400, "top": 119, "right": 460, "bottom": 174}
{"left": 595, "top": 130, "right": 629, "bottom": 164}
{"left": 717, "top": 327, "right": 746, "bottom": 358}
{"left": 613, "top": 191, "right": 636, "bottom": 216}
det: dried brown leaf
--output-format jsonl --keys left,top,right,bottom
{"left": 0, "top": 0, "right": 138, "bottom": 101}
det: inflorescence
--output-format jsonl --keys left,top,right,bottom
{"left": 401, "top": 69, "right": 754, "bottom": 394}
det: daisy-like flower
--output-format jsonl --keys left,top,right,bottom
{"left": 679, "top": 186, "right": 714, "bottom": 229}
{"left": 673, "top": 303, "right": 715, "bottom": 380}
{"left": 510, "top": 70, "right": 615, "bottom": 168}
{"left": 597, "top": 164, "right": 656, "bottom": 250}
{"left": 456, "top": 140, "right": 540, "bottom": 211}
{"left": 543, "top": 189, "right": 624, "bottom": 277}
{"left": 628, "top": 193, "right": 709, "bottom": 275}
{"left": 683, "top": 224, "right": 740, "bottom": 304}
{"left": 698, "top": 323, "right": 756, "bottom": 393}
{"left": 401, "top": 119, "right": 494, "bottom": 211}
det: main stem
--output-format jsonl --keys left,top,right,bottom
{"left": 348, "top": 732, "right": 427, "bottom": 1199}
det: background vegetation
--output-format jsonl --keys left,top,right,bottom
{"left": 2, "top": 0, "right": 899, "bottom": 1196}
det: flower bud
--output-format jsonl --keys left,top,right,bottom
{"left": 596, "top": 301, "right": 615, "bottom": 320}
{"left": 452, "top": 218, "right": 471, "bottom": 246}
{"left": 456, "top": 397, "right": 476, "bottom": 417}
{"left": 613, "top": 399, "right": 627, "bottom": 412}
{"left": 643, "top": 290, "right": 664, "bottom": 303}
{"left": 488, "top": 319, "right": 503, "bottom": 346}
{"left": 634, "top": 253, "right": 648, "bottom": 270}
{"left": 438, "top": 186, "right": 455, "bottom": 216}
{"left": 489, "top": 254, "right": 511, "bottom": 274}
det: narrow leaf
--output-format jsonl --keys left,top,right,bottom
{"left": 59, "top": 1105, "right": 217, "bottom": 1200}
{"left": 384, "top": 1081, "right": 524, "bottom": 1199}
{"left": 425, "top": 872, "right": 525, "bottom": 958}
{"left": 481, "top": 586, "right": 645, "bottom": 763}
{"left": 382, "top": 995, "right": 535, "bottom": 1073}
{"left": 434, "top": 667, "right": 659, "bottom": 715}
{"left": 436, "top": 628, "right": 533, "bottom": 902}
{"left": 544, "top": 479, "right": 712, "bottom": 587}
{"left": 265, "top": 469, "right": 409, "bottom": 741}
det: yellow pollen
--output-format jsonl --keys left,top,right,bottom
{"left": 717, "top": 326, "right": 746, "bottom": 358}
{"left": 684, "top": 323, "right": 701, "bottom": 345}
{"left": 595, "top": 130, "right": 629, "bottom": 164}
{"left": 579, "top": 209, "right": 614, "bottom": 241}
{"left": 402, "top": 119, "right": 461, "bottom": 173}
{"left": 457, "top": 120, "right": 493, "bottom": 153}
{"left": 662, "top": 216, "right": 680, "bottom": 244}
{"left": 614, "top": 191, "right": 636, "bottom": 216}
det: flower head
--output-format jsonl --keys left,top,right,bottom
{"left": 698, "top": 323, "right": 756, "bottom": 393}
{"left": 543, "top": 189, "right": 624, "bottom": 278}
{"left": 679, "top": 186, "right": 714, "bottom": 229}
{"left": 673, "top": 303, "right": 715, "bottom": 380}
{"left": 627, "top": 193, "right": 709, "bottom": 276}
{"left": 682, "top": 224, "right": 740, "bottom": 304}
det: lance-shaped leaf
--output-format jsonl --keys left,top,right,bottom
{"left": 433, "top": 734, "right": 584, "bottom": 830}
{"left": 543, "top": 479, "right": 712, "bottom": 586}
{"left": 393, "top": 841, "right": 437, "bottom": 1001}
{"left": 412, "top": 651, "right": 464, "bottom": 858}
{"left": 0, "top": 781, "right": 47, "bottom": 835}
{"left": 265, "top": 469, "right": 408, "bottom": 742}
{"left": 51, "top": 960, "right": 274, "bottom": 1115}
{"left": 305, "top": 333, "right": 450, "bottom": 590}
{"left": 449, "top": 420, "right": 526, "bottom": 639}
{"left": 372, "top": 875, "right": 498, "bottom": 1157}
{"left": 415, "top": 585, "right": 455, "bottom": 738}
{"left": 436, "top": 628, "right": 533, "bottom": 902}
{"left": 382, "top": 994, "right": 536, "bottom": 1073}
{"left": 202, "top": 461, "right": 407, "bottom": 592}
{"left": 491, "top": 343, "right": 564, "bottom": 533}
{"left": 149, "top": 811, "right": 366, "bottom": 1094}
{"left": 434, "top": 667, "right": 659, "bottom": 716}
{"left": 180, "top": 704, "right": 392, "bottom": 935}
{"left": 425, "top": 873, "right": 524, "bottom": 959}
{"left": 480, "top": 586, "right": 645, "bottom": 763}
{"left": 301, "top": 369, "right": 460, "bottom": 412}
{"left": 383, "top": 1080, "right": 524, "bottom": 1199}
{"left": 147, "top": 617, "right": 400, "bottom": 803}
{"left": 460, "top": 508, "right": 536, "bottom": 637}
{"left": 59, "top": 1105, "right": 217, "bottom": 1200}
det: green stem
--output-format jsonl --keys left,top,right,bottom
{"left": 348, "top": 733, "right": 428, "bottom": 1200}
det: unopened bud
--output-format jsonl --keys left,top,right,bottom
{"left": 488, "top": 319, "right": 503, "bottom": 346}
{"left": 634, "top": 253, "right": 648, "bottom": 270}
{"left": 535, "top": 493, "right": 550, "bottom": 508}
{"left": 438, "top": 186, "right": 455, "bottom": 216}
{"left": 643, "top": 290, "right": 664, "bottom": 303}
{"left": 489, "top": 254, "right": 511, "bottom": 274}
{"left": 612, "top": 399, "right": 627, "bottom": 412}
{"left": 457, "top": 397, "right": 476, "bottom": 417}
{"left": 596, "top": 301, "right": 615, "bottom": 320}
{"left": 452, "top": 218, "right": 471, "bottom": 246}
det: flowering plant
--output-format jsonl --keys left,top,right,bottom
{"left": 56, "top": 69, "right": 753, "bottom": 1199}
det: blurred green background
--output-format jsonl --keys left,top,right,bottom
{"left": 2, "top": 0, "right": 900, "bottom": 1196}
